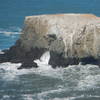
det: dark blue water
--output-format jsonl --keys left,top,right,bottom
{"left": 0, "top": 0, "right": 100, "bottom": 28}
{"left": 0, "top": 0, "right": 100, "bottom": 100}
{"left": 0, "top": 0, "right": 100, "bottom": 49}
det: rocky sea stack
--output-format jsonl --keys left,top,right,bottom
{"left": 0, "top": 13, "right": 100, "bottom": 69}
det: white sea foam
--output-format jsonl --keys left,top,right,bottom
{"left": 0, "top": 27, "right": 22, "bottom": 35}
{"left": 0, "top": 60, "right": 100, "bottom": 91}
{"left": 48, "top": 95, "right": 100, "bottom": 100}
{"left": 1, "top": 95, "right": 10, "bottom": 100}
{"left": 23, "top": 95, "right": 77, "bottom": 100}
{"left": 23, "top": 93, "right": 100, "bottom": 100}
{"left": 47, "top": 96, "right": 84, "bottom": 100}
{"left": 64, "top": 64, "right": 100, "bottom": 90}
{"left": 77, "top": 75, "right": 100, "bottom": 90}
{"left": 0, "top": 62, "right": 60, "bottom": 81}
{"left": 37, "top": 88, "right": 65, "bottom": 98}
{"left": 0, "top": 62, "right": 100, "bottom": 100}
{"left": 0, "top": 62, "right": 21, "bottom": 81}
{"left": 23, "top": 94, "right": 33, "bottom": 100}
{"left": 2, "top": 94, "right": 100, "bottom": 100}
{"left": 0, "top": 50, "right": 4, "bottom": 54}
{"left": 0, "top": 31, "right": 20, "bottom": 35}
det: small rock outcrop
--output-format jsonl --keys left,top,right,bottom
{"left": 0, "top": 13, "right": 100, "bottom": 69}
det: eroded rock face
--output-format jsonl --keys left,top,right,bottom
{"left": 0, "top": 13, "right": 100, "bottom": 68}
{"left": 21, "top": 14, "right": 100, "bottom": 58}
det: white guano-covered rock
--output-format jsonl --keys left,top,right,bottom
{"left": 20, "top": 14, "right": 100, "bottom": 58}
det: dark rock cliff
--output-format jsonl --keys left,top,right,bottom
{"left": 0, "top": 14, "right": 100, "bottom": 69}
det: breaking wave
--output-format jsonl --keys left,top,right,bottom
{"left": 0, "top": 26, "right": 22, "bottom": 35}
{"left": 0, "top": 62, "right": 100, "bottom": 99}
{"left": 0, "top": 26, "right": 21, "bottom": 50}
{"left": 0, "top": 51, "right": 100, "bottom": 100}
{"left": 0, "top": 50, "right": 4, "bottom": 54}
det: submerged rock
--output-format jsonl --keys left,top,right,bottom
{"left": 0, "top": 13, "right": 100, "bottom": 68}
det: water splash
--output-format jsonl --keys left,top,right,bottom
{"left": 0, "top": 50, "right": 4, "bottom": 54}
{"left": 0, "top": 27, "right": 21, "bottom": 35}
{"left": 34, "top": 51, "right": 51, "bottom": 70}
{"left": 0, "top": 62, "right": 21, "bottom": 81}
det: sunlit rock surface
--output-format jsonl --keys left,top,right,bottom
{"left": 21, "top": 14, "right": 100, "bottom": 58}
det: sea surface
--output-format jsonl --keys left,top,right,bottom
{"left": 0, "top": 0, "right": 100, "bottom": 100}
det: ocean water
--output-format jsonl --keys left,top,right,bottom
{"left": 0, "top": 0, "right": 100, "bottom": 100}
